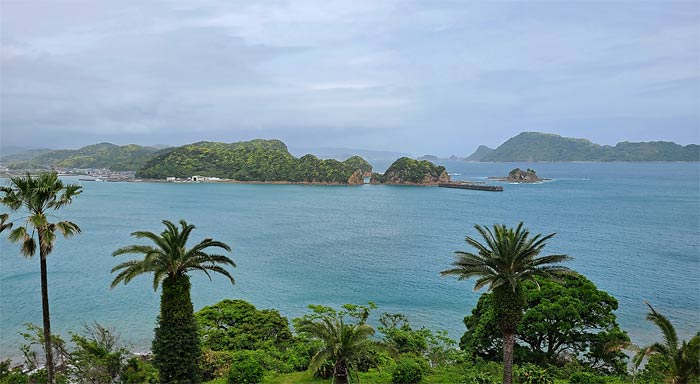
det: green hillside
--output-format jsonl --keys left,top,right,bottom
{"left": 136, "top": 139, "right": 372, "bottom": 183}
{"left": 5, "top": 143, "right": 164, "bottom": 171}
{"left": 481, "top": 132, "right": 699, "bottom": 162}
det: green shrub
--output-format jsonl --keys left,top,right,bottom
{"left": 569, "top": 371, "right": 606, "bottom": 384}
{"left": 467, "top": 371, "right": 497, "bottom": 384}
{"left": 391, "top": 356, "right": 426, "bottom": 384}
{"left": 0, "top": 359, "right": 27, "bottom": 384}
{"left": 120, "top": 357, "right": 158, "bottom": 383}
{"left": 0, "top": 371, "right": 27, "bottom": 383}
{"left": 279, "top": 338, "right": 321, "bottom": 372}
{"left": 227, "top": 351, "right": 265, "bottom": 384}
{"left": 515, "top": 363, "right": 554, "bottom": 384}
{"left": 200, "top": 350, "right": 235, "bottom": 381}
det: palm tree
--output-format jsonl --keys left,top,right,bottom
{"left": 1, "top": 172, "right": 82, "bottom": 384}
{"left": 296, "top": 316, "right": 380, "bottom": 384}
{"left": 633, "top": 302, "right": 700, "bottom": 383}
{"left": 440, "top": 222, "right": 573, "bottom": 384}
{"left": 110, "top": 219, "right": 235, "bottom": 384}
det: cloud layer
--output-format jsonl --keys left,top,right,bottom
{"left": 1, "top": 1, "right": 698, "bottom": 155}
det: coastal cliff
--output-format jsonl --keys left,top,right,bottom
{"left": 371, "top": 157, "right": 450, "bottom": 185}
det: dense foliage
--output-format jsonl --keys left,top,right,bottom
{"left": 341, "top": 156, "right": 373, "bottom": 176}
{"left": 372, "top": 157, "right": 447, "bottom": 184}
{"left": 481, "top": 132, "right": 700, "bottom": 161}
{"left": 152, "top": 275, "right": 201, "bottom": 383}
{"left": 135, "top": 139, "right": 371, "bottom": 183}
{"left": 195, "top": 299, "right": 320, "bottom": 381}
{"left": 391, "top": 355, "right": 427, "bottom": 384}
{"left": 197, "top": 299, "right": 293, "bottom": 352}
{"left": 5, "top": 143, "right": 163, "bottom": 171}
{"left": 461, "top": 274, "right": 630, "bottom": 374}
{"left": 226, "top": 350, "right": 266, "bottom": 384}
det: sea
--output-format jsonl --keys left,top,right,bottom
{"left": 1, "top": 161, "right": 699, "bottom": 359}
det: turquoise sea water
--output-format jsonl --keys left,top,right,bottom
{"left": 1, "top": 162, "right": 699, "bottom": 358}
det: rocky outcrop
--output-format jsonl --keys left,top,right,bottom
{"left": 347, "top": 169, "right": 365, "bottom": 185}
{"left": 507, "top": 168, "right": 541, "bottom": 182}
{"left": 421, "top": 170, "right": 450, "bottom": 184}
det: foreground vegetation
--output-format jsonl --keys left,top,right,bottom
{"left": 2, "top": 298, "right": 697, "bottom": 384}
{"left": 1, "top": 172, "right": 698, "bottom": 383}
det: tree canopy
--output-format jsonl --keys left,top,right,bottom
{"left": 461, "top": 274, "right": 630, "bottom": 374}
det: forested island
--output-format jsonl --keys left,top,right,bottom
{"left": 371, "top": 157, "right": 450, "bottom": 185}
{"left": 136, "top": 139, "right": 377, "bottom": 184}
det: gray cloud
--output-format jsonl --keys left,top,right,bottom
{"left": 1, "top": 0, "right": 698, "bottom": 155}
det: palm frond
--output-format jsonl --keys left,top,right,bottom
{"left": 111, "top": 219, "right": 234, "bottom": 291}
{"left": 645, "top": 302, "right": 678, "bottom": 354}
{"left": 55, "top": 221, "right": 81, "bottom": 238}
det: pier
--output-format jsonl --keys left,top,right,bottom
{"left": 438, "top": 182, "right": 503, "bottom": 192}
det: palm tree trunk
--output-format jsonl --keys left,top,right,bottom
{"left": 502, "top": 330, "right": 515, "bottom": 384}
{"left": 334, "top": 359, "right": 349, "bottom": 384}
{"left": 38, "top": 230, "right": 54, "bottom": 384}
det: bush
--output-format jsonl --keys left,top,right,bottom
{"left": 0, "top": 359, "right": 27, "bottom": 384}
{"left": 569, "top": 371, "right": 606, "bottom": 384}
{"left": 391, "top": 356, "right": 427, "bottom": 384}
{"left": 200, "top": 349, "right": 235, "bottom": 381}
{"left": 227, "top": 351, "right": 265, "bottom": 384}
{"left": 515, "top": 363, "right": 554, "bottom": 384}
{"left": 120, "top": 357, "right": 158, "bottom": 383}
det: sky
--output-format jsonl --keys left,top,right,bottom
{"left": 1, "top": 1, "right": 699, "bottom": 156}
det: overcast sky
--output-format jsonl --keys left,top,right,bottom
{"left": 1, "top": 1, "right": 698, "bottom": 155}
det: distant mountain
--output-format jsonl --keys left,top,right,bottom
{"left": 1, "top": 147, "right": 54, "bottom": 162}
{"left": 481, "top": 132, "right": 699, "bottom": 162}
{"left": 464, "top": 145, "right": 495, "bottom": 161}
{"left": 4, "top": 143, "right": 166, "bottom": 171}
{"left": 288, "top": 146, "right": 411, "bottom": 161}
{"left": 137, "top": 139, "right": 372, "bottom": 184}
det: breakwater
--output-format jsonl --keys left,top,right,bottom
{"left": 439, "top": 182, "right": 503, "bottom": 192}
